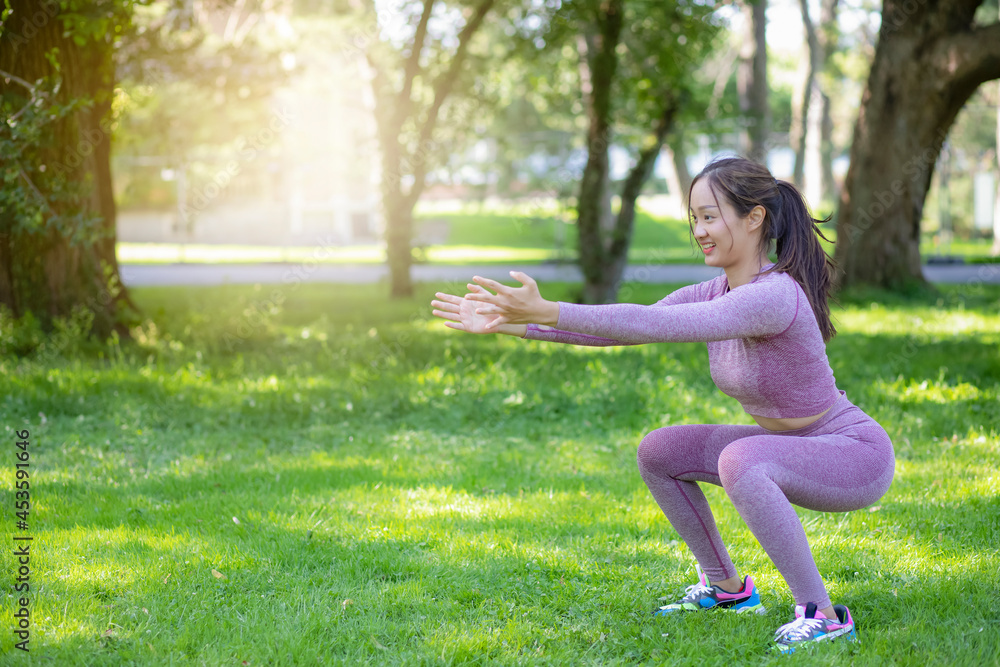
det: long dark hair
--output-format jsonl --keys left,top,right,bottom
{"left": 688, "top": 156, "right": 837, "bottom": 341}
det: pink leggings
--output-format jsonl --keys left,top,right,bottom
{"left": 636, "top": 391, "right": 894, "bottom": 610}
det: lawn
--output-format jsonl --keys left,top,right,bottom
{"left": 1, "top": 280, "right": 998, "bottom": 665}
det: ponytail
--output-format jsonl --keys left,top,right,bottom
{"left": 764, "top": 181, "right": 837, "bottom": 342}
{"left": 688, "top": 157, "right": 838, "bottom": 342}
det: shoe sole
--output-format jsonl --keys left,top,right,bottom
{"left": 735, "top": 603, "right": 767, "bottom": 615}
{"left": 774, "top": 627, "right": 858, "bottom": 654}
{"left": 654, "top": 602, "right": 767, "bottom": 616}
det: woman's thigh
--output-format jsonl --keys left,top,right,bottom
{"left": 637, "top": 423, "right": 767, "bottom": 484}
{"left": 717, "top": 430, "right": 895, "bottom": 512}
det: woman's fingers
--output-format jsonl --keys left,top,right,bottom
{"left": 463, "top": 283, "right": 495, "bottom": 303}
{"left": 431, "top": 298, "right": 461, "bottom": 312}
{"left": 510, "top": 270, "right": 537, "bottom": 289}
{"left": 465, "top": 291, "right": 499, "bottom": 304}
{"left": 431, "top": 308, "right": 461, "bottom": 322}
{"left": 434, "top": 292, "right": 463, "bottom": 306}
{"left": 472, "top": 275, "right": 510, "bottom": 294}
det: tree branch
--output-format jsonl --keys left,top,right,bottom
{"left": 396, "top": 0, "right": 435, "bottom": 130}
{"left": 406, "top": 0, "right": 495, "bottom": 209}
{"left": 609, "top": 92, "right": 680, "bottom": 259}
{"left": 0, "top": 68, "right": 35, "bottom": 92}
{"left": 0, "top": 68, "right": 47, "bottom": 124}
{"left": 364, "top": 51, "right": 395, "bottom": 163}
{"left": 936, "top": 22, "right": 1000, "bottom": 95}
{"left": 223, "top": 0, "right": 248, "bottom": 43}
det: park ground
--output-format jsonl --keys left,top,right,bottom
{"left": 0, "top": 280, "right": 997, "bottom": 665}
{"left": 116, "top": 204, "right": 1000, "bottom": 266}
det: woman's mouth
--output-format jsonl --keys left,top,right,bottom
{"left": 701, "top": 242, "right": 716, "bottom": 254}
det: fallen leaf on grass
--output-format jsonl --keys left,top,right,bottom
{"left": 232, "top": 517, "right": 241, "bottom": 525}
{"left": 371, "top": 636, "right": 388, "bottom": 651}
{"left": 212, "top": 569, "right": 226, "bottom": 579}
{"left": 342, "top": 599, "right": 352, "bottom": 611}
{"left": 163, "top": 574, "right": 171, "bottom": 584}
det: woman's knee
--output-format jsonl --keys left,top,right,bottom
{"left": 637, "top": 426, "right": 684, "bottom": 476}
{"left": 637, "top": 425, "right": 714, "bottom": 479}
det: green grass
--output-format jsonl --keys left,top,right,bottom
{"left": 1, "top": 281, "right": 998, "bottom": 665}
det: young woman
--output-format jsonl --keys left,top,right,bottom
{"left": 430, "top": 157, "right": 894, "bottom": 653}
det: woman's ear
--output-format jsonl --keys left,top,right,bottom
{"left": 746, "top": 205, "right": 766, "bottom": 232}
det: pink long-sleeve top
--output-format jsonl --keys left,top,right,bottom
{"left": 523, "top": 268, "right": 840, "bottom": 419}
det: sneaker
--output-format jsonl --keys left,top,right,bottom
{"left": 772, "top": 602, "right": 858, "bottom": 653}
{"left": 653, "top": 564, "right": 766, "bottom": 616}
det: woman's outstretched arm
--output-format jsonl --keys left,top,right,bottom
{"left": 432, "top": 276, "right": 630, "bottom": 346}
{"left": 469, "top": 270, "right": 798, "bottom": 343}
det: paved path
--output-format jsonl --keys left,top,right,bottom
{"left": 119, "top": 262, "right": 1000, "bottom": 287}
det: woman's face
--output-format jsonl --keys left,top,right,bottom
{"left": 689, "top": 177, "right": 763, "bottom": 269}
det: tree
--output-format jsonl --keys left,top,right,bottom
{"left": 347, "top": 0, "right": 497, "bottom": 298}
{"left": 563, "top": 0, "right": 721, "bottom": 303}
{"left": 994, "top": 80, "right": 1000, "bottom": 256}
{"left": 834, "top": 0, "right": 1000, "bottom": 289}
{"left": 738, "top": 0, "right": 768, "bottom": 162}
{"left": 790, "top": 0, "right": 839, "bottom": 204}
{"left": 1, "top": 0, "right": 133, "bottom": 338}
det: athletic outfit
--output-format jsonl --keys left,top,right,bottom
{"left": 523, "top": 267, "right": 894, "bottom": 646}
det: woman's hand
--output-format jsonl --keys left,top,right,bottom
{"left": 431, "top": 286, "right": 522, "bottom": 335}
{"left": 464, "top": 271, "right": 559, "bottom": 329}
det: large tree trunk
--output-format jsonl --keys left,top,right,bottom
{"left": 818, "top": 0, "right": 839, "bottom": 202}
{"left": 577, "top": 3, "right": 623, "bottom": 304}
{"left": 993, "top": 80, "right": 1000, "bottom": 256}
{"left": 666, "top": 131, "right": 693, "bottom": 199}
{"left": 738, "top": 0, "right": 769, "bottom": 162}
{"left": 820, "top": 91, "right": 836, "bottom": 201}
{"left": 792, "top": 0, "right": 838, "bottom": 203}
{"left": 835, "top": 0, "right": 1000, "bottom": 290}
{"left": 590, "top": 97, "right": 679, "bottom": 303}
{"left": 575, "top": 0, "right": 680, "bottom": 305}
{"left": 577, "top": 32, "right": 617, "bottom": 242}
{"left": 790, "top": 0, "right": 818, "bottom": 189}
{"left": 0, "top": 0, "right": 131, "bottom": 337}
